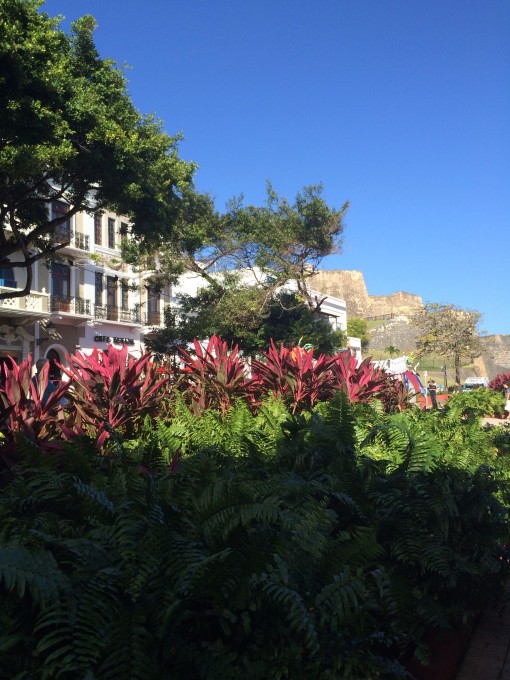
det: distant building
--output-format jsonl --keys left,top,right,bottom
{"left": 170, "top": 267, "right": 348, "bottom": 335}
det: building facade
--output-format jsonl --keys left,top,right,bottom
{"left": 0, "top": 204, "right": 167, "bottom": 373}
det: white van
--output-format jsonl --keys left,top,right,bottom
{"left": 462, "top": 377, "right": 489, "bottom": 391}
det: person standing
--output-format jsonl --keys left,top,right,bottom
{"left": 427, "top": 379, "right": 439, "bottom": 409}
{"left": 503, "top": 383, "right": 510, "bottom": 419}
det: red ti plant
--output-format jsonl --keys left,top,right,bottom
{"left": 250, "top": 341, "right": 337, "bottom": 413}
{"left": 377, "top": 374, "right": 412, "bottom": 413}
{"left": 0, "top": 355, "right": 70, "bottom": 453}
{"left": 329, "top": 350, "right": 387, "bottom": 403}
{"left": 488, "top": 373, "right": 510, "bottom": 392}
{"left": 61, "top": 344, "right": 170, "bottom": 449}
{"left": 177, "top": 335, "right": 250, "bottom": 415}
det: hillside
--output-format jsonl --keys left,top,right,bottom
{"left": 365, "top": 317, "right": 510, "bottom": 381}
{"left": 316, "top": 269, "right": 510, "bottom": 379}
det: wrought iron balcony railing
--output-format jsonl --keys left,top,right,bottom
{"left": 94, "top": 305, "right": 141, "bottom": 323}
{"left": 144, "top": 311, "right": 162, "bottom": 326}
{"left": 50, "top": 295, "right": 91, "bottom": 315}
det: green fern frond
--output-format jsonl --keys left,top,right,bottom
{"left": 199, "top": 495, "right": 283, "bottom": 542}
{"left": 360, "top": 417, "right": 440, "bottom": 473}
{"left": 96, "top": 609, "right": 158, "bottom": 680}
{"left": 168, "top": 548, "right": 243, "bottom": 610}
{"left": 0, "top": 546, "right": 64, "bottom": 603}
{"left": 314, "top": 567, "right": 367, "bottom": 631}
{"left": 72, "top": 478, "right": 115, "bottom": 520}
{"left": 259, "top": 575, "right": 319, "bottom": 654}
{"left": 326, "top": 526, "right": 383, "bottom": 572}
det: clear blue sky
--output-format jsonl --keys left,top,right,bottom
{"left": 44, "top": 0, "right": 510, "bottom": 335}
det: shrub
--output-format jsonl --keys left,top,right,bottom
{"left": 489, "top": 373, "right": 510, "bottom": 392}
{"left": 177, "top": 335, "right": 252, "bottom": 415}
{"left": 61, "top": 344, "right": 170, "bottom": 449}
{"left": 0, "top": 383, "right": 508, "bottom": 678}
{"left": 329, "top": 351, "right": 388, "bottom": 402}
{"left": 0, "top": 356, "right": 70, "bottom": 476}
{"left": 250, "top": 341, "right": 337, "bottom": 413}
{"left": 445, "top": 387, "right": 505, "bottom": 420}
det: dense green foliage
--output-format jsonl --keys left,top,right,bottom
{"left": 347, "top": 318, "right": 370, "bottom": 348}
{"left": 148, "top": 289, "right": 347, "bottom": 357}
{"left": 2, "top": 6, "right": 507, "bottom": 676}
{"left": 1, "top": 347, "right": 509, "bottom": 679}
{"left": 0, "top": 0, "right": 195, "bottom": 298}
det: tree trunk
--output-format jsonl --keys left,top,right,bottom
{"left": 454, "top": 354, "right": 462, "bottom": 384}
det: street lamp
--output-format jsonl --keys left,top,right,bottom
{"left": 441, "top": 363, "right": 448, "bottom": 390}
{"left": 36, "top": 321, "right": 58, "bottom": 345}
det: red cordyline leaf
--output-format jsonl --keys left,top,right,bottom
{"left": 329, "top": 351, "right": 387, "bottom": 402}
{"left": 250, "top": 341, "right": 338, "bottom": 413}
{"left": 377, "top": 374, "right": 412, "bottom": 413}
{"left": 177, "top": 335, "right": 250, "bottom": 414}
{"left": 0, "top": 355, "right": 70, "bottom": 449}
{"left": 59, "top": 344, "right": 170, "bottom": 449}
{"left": 96, "top": 427, "right": 110, "bottom": 450}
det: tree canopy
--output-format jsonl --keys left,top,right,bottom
{"left": 413, "top": 302, "right": 483, "bottom": 383}
{"left": 347, "top": 317, "right": 370, "bottom": 348}
{"left": 1, "top": 0, "right": 349, "bottom": 352}
{"left": 130, "top": 182, "right": 348, "bottom": 298}
{"left": 146, "top": 287, "right": 347, "bottom": 357}
{"left": 139, "top": 182, "right": 349, "bottom": 355}
{"left": 0, "top": 0, "right": 195, "bottom": 298}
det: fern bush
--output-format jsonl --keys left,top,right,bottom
{"left": 0, "top": 429, "right": 405, "bottom": 679}
{"left": 0, "top": 381, "right": 509, "bottom": 678}
{"left": 445, "top": 387, "right": 505, "bottom": 420}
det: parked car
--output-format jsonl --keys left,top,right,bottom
{"left": 462, "top": 376, "right": 489, "bottom": 391}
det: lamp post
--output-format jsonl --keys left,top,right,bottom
{"left": 36, "top": 321, "right": 58, "bottom": 346}
{"left": 441, "top": 363, "right": 448, "bottom": 391}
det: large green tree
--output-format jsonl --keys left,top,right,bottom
{"left": 140, "top": 182, "right": 349, "bottom": 354}
{"left": 347, "top": 317, "right": 370, "bottom": 348}
{"left": 413, "top": 302, "right": 484, "bottom": 383}
{"left": 134, "top": 182, "right": 348, "bottom": 301}
{"left": 0, "top": 0, "right": 195, "bottom": 299}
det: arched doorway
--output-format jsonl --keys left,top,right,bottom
{"left": 46, "top": 348, "right": 62, "bottom": 382}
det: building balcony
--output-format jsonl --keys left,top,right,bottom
{"left": 92, "top": 248, "right": 128, "bottom": 272}
{"left": 0, "top": 288, "right": 49, "bottom": 317}
{"left": 94, "top": 305, "right": 141, "bottom": 324}
{"left": 144, "top": 311, "right": 162, "bottom": 326}
{"left": 52, "top": 229, "right": 90, "bottom": 252}
{"left": 73, "top": 232, "right": 90, "bottom": 251}
{"left": 50, "top": 295, "right": 91, "bottom": 316}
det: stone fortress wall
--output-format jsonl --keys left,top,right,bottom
{"left": 313, "top": 270, "right": 423, "bottom": 319}
{"left": 480, "top": 335, "right": 510, "bottom": 377}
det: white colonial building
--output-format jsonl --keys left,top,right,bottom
{"left": 0, "top": 203, "right": 168, "bottom": 376}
